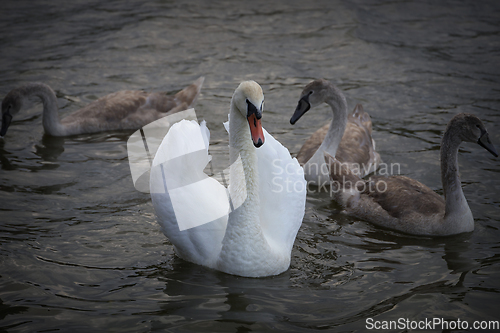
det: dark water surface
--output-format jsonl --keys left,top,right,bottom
{"left": 1, "top": 1, "right": 499, "bottom": 332}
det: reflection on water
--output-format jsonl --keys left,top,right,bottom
{"left": 34, "top": 136, "right": 65, "bottom": 162}
{"left": 1, "top": 0, "right": 499, "bottom": 331}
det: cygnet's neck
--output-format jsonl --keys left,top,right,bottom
{"left": 440, "top": 126, "right": 473, "bottom": 232}
{"left": 305, "top": 85, "right": 348, "bottom": 184}
{"left": 321, "top": 85, "right": 349, "bottom": 157}
{"left": 20, "top": 83, "right": 66, "bottom": 136}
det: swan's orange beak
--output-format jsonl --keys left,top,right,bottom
{"left": 247, "top": 113, "right": 264, "bottom": 148}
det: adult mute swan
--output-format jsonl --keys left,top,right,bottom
{"left": 0, "top": 77, "right": 204, "bottom": 137}
{"left": 326, "top": 113, "right": 497, "bottom": 236}
{"left": 150, "top": 81, "right": 306, "bottom": 277}
{"left": 290, "top": 79, "right": 381, "bottom": 185}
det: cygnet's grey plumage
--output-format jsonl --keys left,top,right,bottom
{"left": 326, "top": 113, "right": 498, "bottom": 236}
{"left": 290, "top": 79, "right": 381, "bottom": 185}
{"left": 0, "top": 77, "right": 204, "bottom": 137}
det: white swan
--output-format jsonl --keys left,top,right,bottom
{"left": 326, "top": 113, "right": 498, "bottom": 236}
{"left": 0, "top": 77, "right": 204, "bottom": 137}
{"left": 150, "top": 81, "right": 306, "bottom": 277}
{"left": 290, "top": 79, "right": 381, "bottom": 185}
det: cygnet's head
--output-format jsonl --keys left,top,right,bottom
{"left": 290, "top": 79, "right": 335, "bottom": 125}
{"left": 1, "top": 88, "right": 23, "bottom": 137}
{"left": 449, "top": 113, "right": 498, "bottom": 157}
{"left": 233, "top": 81, "right": 265, "bottom": 148}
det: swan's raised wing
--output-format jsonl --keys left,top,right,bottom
{"left": 256, "top": 128, "right": 307, "bottom": 254}
{"left": 150, "top": 120, "right": 228, "bottom": 267}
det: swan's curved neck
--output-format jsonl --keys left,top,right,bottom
{"left": 322, "top": 86, "right": 348, "bottom": 156}
{"left": 217, "top": 101, "right": 271, "bottom": 275}
{"left": 21, "top": 83, "right": 65, "bottom": 136}
{"left": 310, "top": 85, "right": 348, "bottom": 164}
{"left": 440, "top": 127, "right": 473, "bottom": 230}
{"left": 227, "top": 100, "right": 260, "bottom": 220}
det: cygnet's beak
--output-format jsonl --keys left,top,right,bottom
{"left": 478, "top": 131, "right": 498, "bottom": 157}
{"left": 0, "top": 111, "right": 13, "bottom": 137}
{"left": 290, "top": 94, "right": 311, "bottom": 125}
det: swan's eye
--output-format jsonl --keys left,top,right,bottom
{"left": 309, "top": 91, "right": 313, "bottom": 95}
